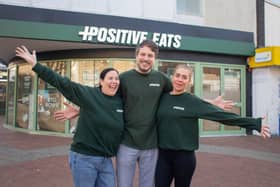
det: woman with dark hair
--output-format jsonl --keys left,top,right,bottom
{"left": 155, "top": 64, "right": 271, "bottom": 187}
{"left": 15, "top": 46, "right": 124, "bottom": 187}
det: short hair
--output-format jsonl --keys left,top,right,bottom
{"left": 135, "top": 39, "right": 159, "bottom": 58}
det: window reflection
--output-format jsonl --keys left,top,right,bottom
{"left": 94, "top": 60, "right": 110, "bottom": 86}
{"left": 0, "top": 82, "right": 6, "bottom": 114}
{"left": 71, "top": 59, "right": 135, "bottom": 87}
{"left": 223, "top": 69, "right": 241, "bottom": 130}
{"left": 202, "top": 67, "right": 221, "bottom": 131}
{"left": 203, "top": 68, "right": 220, "bottom": 99}
{"left": 6, "top": 58, "right": 246, "bottom": 136}
{"left": 69, "top": 59, "right": 135, "bottom": 133}
{"left": 16, "top": 64, "right": 35, "bottom": 129}
{"left": 112, "top": 59, "right": 135, "bottom": 73}
{"left": 224, "top": 69, "right": 241, "bottom": 102}
{"left": 71, "top": 60, "right": 95, "bottom": 86}
{"left": 37, "top": 61, "right": 67, "bottom": 133}
{"left": 7, "top": 67, "right": 16, "bottom": 126}
{"left": 202, "top": 67, "right": 242, "bottom": 132}
{"left": 0, "top": 69, "right": 7, "bottom": 115}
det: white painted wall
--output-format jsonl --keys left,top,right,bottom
{"left": 252, "top": 67, "right": 280, "bottom": 135}
{"left": 251, "top": 1, "right": 280, "bottom": 135}
{"left": 0, "top": 0, "right": 256, "bottom": 32}
{"left": 204, "top": 0, "right": 256, "bottom": 32}
{"left": 265, "top": 1, "right": 280, "bottom": 46}
{"left": 0, "top": 0, "right": 169, "bottom": 21}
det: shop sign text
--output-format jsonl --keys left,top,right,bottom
{"left": 78, "top": 26, "right": 181, "bottom": 48}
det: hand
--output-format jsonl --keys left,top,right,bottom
{"left": 260, "top": 116, "right": 271, "bottom": 138}
{"left": 53, "top": 102, "right": 80, "bottom": 121}
{"left": 15, "top": 46, "right": 37, "bottom": 66}
{"left": 210, "top": 95, "right": 234, "bottom": 111}
{"left": 260, "top": 124, "right": 271, "bottom": 138}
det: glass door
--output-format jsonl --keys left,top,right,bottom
{"left": 7, "top": 67, "right": 16, "bottom": 126}
{"left": 202, "top": 67, "right": 222, "bottom": 132}
{"left": 223, "top": 68, "right": 242, "bottom": 131}
{"left": 200, "top": 64, "right": 246, "bottom": 136}
{"left": 16, "top": 64, "right": 35, "bottom": 129}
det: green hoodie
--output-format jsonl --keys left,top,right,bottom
{"left": 157, "top": 92, "right": 261, "bottom": 151}
{"left": 33, "top": 63, "right": 124, "bottom": 157}
{"left": 120, "top": 69, "right": 172, "bottom": 149}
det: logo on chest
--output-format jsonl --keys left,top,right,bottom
{"left": 173, "top": 106, "right": 185, "bottom": 111}
{"left": 116, "top": 109, "right": 123, "bottom": 113}
{"left": 149, "top": 83, "right": 160, "bottom": 87}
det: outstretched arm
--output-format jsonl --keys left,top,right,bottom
{"left": 207, "top": 97, "right": 271, "bottom": 138}
{"left": 54, "top": 102, "right": 80, "bottom": 121}
{"left": 15, "top": 45, "right": 90, "bottom": 107}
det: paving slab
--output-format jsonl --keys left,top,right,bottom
{"left": 1, "top": 115, "right": 280, "bottom": 187}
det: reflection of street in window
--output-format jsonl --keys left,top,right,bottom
{"left": 37, "top": 94, "right": 49, "bottom": 115}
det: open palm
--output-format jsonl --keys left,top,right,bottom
{"left": 15, "top": 45, "right": 37, "bottom": 66}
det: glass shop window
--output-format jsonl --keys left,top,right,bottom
{"left": 37, "top": 61, "right": 67, "bottom": 133}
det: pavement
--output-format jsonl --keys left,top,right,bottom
{"left": 0, "top": 115, "right": 280, "bottom": 187}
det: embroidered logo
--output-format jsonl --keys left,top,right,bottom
{"left": 173, "top": 106, "right": 185, "bottom": 111}
{"left": 116, "top": 109, "right": 123, "bottom": 113}
{"left": 149, "top": 83, "right": 160, "bottom": 87}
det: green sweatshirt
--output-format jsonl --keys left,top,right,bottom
{"left": 33, "top": 63, "right": 124, "bottom": 157}
{"left": 120, "top": 69, "right": 172, "bottom": 149}
{"left": 157, "top": 92, "right": 262, "bottom": 151}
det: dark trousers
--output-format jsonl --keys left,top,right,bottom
{"left": 155, "top": 149, "right": 196, "bottom": 187}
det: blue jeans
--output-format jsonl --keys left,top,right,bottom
{"left": 69, "top": 151, "right": 115, "bottom": 187}
{"left": 116, "top": 144, "right": 158, "bottom": 187}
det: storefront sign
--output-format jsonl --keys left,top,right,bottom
{"left": 0, "top": 19, "right": 256, "bottom": 56}
{"left": 248, "top": 47, "right": 280, "bottom": 68}
{"left": 255, "top": 51, "right": 272, "bottom": 63}
{"left": 78, "top": 26, "right": 182, "bottom": 48}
